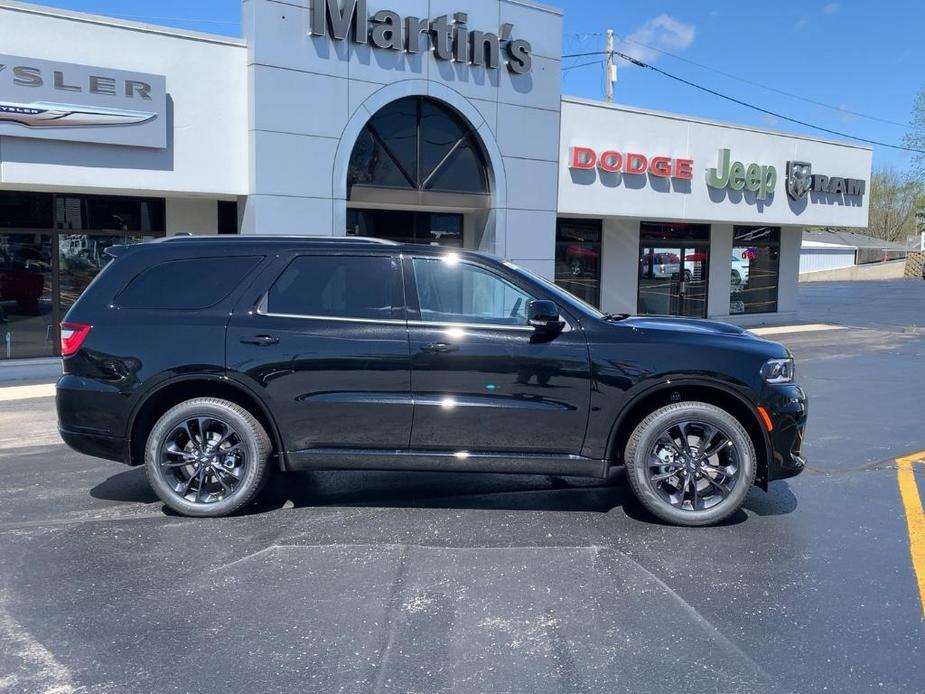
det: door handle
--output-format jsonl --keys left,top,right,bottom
{"left": 240, "top": 335, "right": 279, "bottom": 346}
{"left": 420, "top": 342, "right": 458, "bottom": 353}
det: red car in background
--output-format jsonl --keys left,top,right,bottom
{"left": 565, "top": 244, "right": 600, "bottom": 277}
{"left": 0, "top": 250, "right": 45, "bottom": 313}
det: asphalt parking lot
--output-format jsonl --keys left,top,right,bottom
{"left": 1, "top": 279, "right": 924, "bottom": 694}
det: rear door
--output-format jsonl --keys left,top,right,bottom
{"left": 226, "top": 251, "right": 412, "bottom": 454}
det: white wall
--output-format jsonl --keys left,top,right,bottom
{"left": 558, "top": 98, "right": 873, "bottom": 229}
{"left": 777, "top": 226, "right": 802, "bottom": 317}
{"left": 800, "top": 247, "right": 856, "bottom": 274}
{"left": 0, "top": 2, "right": 248, "bottom": 197}
{"left": 706, "top": 224, "right": 734, "bottom": 318}
{"left": 600, "top": 217, "right": 639, "bottom": 315}
{"left": 166, "top": 198, "right": 218, "bottom": 235}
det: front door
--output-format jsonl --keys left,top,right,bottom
{"left": 637, "top": 223, "right": 710, "bottom": 318}
{"left": 226, "top": 252, "right": 412, "bottom": 454}
{"left": 404, "top": 254, "right": 591, "bottom": 455}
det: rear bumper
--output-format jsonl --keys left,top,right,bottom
{"left": 57, "top": 374, "right": 131, "bottom": 464}
{"left": 58, "top": 427, "right": 129, "bottom": 464}
{"left": 764, "top": 385, "right": 808, "bottom": 482}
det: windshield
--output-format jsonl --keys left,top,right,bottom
{"left": 504, "top": 261, "right": 605, "bottom": 319}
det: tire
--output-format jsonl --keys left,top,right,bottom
{"left": 624, "top": 401, "right": 756, "bottom": 527}
{"left": 144, "top": 397, "right": 272, "bottom": 517}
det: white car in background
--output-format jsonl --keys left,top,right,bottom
{"left": 731, "top": 255, "right": 751, "bottom": 288}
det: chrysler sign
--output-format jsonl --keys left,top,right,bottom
{"left": 310, "top": 0, "right": 532, "bottom": 74}
{"left": 0, "top": 55, "right": 166, "bottom": 149}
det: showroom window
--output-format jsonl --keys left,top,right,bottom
{"left": 0, "top": 191, "right": 165, "bottom": 359}
{"left": 730, "top": 226, "right": 780, "bottom": 315}
{"left": 555, "top": 218, "right": 602, "bottom": 308}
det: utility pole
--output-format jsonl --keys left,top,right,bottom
{"left": 605, "top": 29, "right": 615, "bottom": 103}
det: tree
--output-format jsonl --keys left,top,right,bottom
{"left": 867, "top": 167, "right": 924, "bottom": 244}
{"left": 904, "top": 84, "right": 925, "bottom": 182}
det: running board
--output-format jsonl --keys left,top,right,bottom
{"left": 287, "top": 448, "right": 608, "bottom": 478}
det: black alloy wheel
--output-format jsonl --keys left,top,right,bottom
{"left": 646, "top": 420, "right": 740, "bottom": 512}
{"left": 145, "top": 398, "right": 271, "bottom": 517}
{"left": 624, "top": 401, "right": 756, "bottom": 526}
{"left": 159, "top": 416, "right": 247, "bottom": 505}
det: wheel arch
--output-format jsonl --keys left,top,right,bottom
{"left": 127, "top": 376, "right": 287, "bottom": 470}
{"left": 606, "top": 379, "right": 771, "bottom": 489}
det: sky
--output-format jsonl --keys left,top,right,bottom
{"left": 31, "top": 0, "right": 924, "bottom": 171}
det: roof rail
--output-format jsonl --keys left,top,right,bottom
{"left": 161, "top": 234, "right": 399, "bottom": 245}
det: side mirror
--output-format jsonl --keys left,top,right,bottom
{"left": 528, "top": 300, "right": 565, "bottom": 333}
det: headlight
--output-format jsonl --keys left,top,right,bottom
{"left": 761, "top": 358, "right": 794, "bottom": 384}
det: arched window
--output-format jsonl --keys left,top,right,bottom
{"left": 347, "top": 97, "right": 490, "bottom": 198}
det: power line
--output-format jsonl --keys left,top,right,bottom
{"left": 612, "top": 34, "right": 909, "bottom": 129}
{"left": 560, "top": 49, "right": 924, "bottom": 154}
{"left": 562, "top": 59, "right": 602, "bottom": 73}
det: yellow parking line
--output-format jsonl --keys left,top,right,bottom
{"left": 896, "top": 451, "right": 925, "bottom": 618}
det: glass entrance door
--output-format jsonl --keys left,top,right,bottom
{"left": 638, "top": 223, "right": 710, "bottom": 318}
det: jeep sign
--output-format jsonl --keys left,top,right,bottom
{"left": 0, "top": 54, "right": 167, "bottom": 148}
{"left": 310, "top": 0, "right": 533, "bottom": 74}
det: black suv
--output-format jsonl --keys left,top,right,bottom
{"left": 57, "top": 236, "right": 807, "bottom": 526}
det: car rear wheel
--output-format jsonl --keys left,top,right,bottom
{"left": 144, "top": 398, "right": 272, "bottom": 517}
{"left": 624, "top": 401, "right": 756, "bottom": 526}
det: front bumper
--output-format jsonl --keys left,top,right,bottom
{"left": 762, "top": 384, "right": 808, "bottom": 482}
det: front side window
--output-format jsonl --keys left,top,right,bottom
{"left": 730, "top": 226, "right": 780, "bottom": 315}
{"left": 412, "top": 257, "right": 533, "bottom": 326}
{"left": 267, "top": 255, "right": 394, "bottom": 320}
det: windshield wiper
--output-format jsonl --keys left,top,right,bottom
{"left": 603, "top": 313, "right": 631, "bottom": 322}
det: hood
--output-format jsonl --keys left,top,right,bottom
{"left": 617, "top": 315, "right": 750, "bottom": 337}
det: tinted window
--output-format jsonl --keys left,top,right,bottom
{"left": 55, "top": 195, "right": 165, "bottom": 232}
{"left": 267, "top": 255, "right": 394, "bottom": 320}
{"left": 347, "top": 97, "right": 490, "bottom": 198}
{"left": 412, "top": 257, "right": 533, "bottom": 325}
{"left": 116, "top": 256, "right": 261, "bottom": 310}
{"left": 0, "top": 192, "right": 53, "bottom": 229}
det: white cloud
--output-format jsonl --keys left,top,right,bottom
{"left": 794, "top": 17, "right": 810, "bottom": 30}
{"left": 823, "top": 2, "right": 840, "bottom": 15}
{"left": 618, "top": 14, "right": 696, "bottom": 67}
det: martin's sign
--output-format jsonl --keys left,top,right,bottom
{"left": 0, "top": 54, "right": 166, "bottom": 148}
{"left": 310, "top": 0, "right": 532, "bottom": 74}
{"left": 786, "top": 161, "right": 865, "bottom": 200}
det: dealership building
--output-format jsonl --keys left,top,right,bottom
{"left": 0, "top": 0, "right": 872, "bottom": 360}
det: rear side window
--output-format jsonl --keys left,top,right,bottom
{"left": 116, "top": 256, "right": 262, "bottom": 310}
{"left": 266, "top": 255, "right": 394, "bottom": 320}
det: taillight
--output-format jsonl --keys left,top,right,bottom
{"left": 659, "top": 264, "right": 666, "bottom": 273}
{"left": 60, "top": 323, "right": 91, "bottom": 357}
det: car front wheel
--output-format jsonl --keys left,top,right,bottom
{"left": 624, "top": 401, "right": 756, "bottom": 526}
{"left": 144, "top": 397, "right": 272, "bottom": 517}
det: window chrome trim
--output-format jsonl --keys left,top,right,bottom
{"left": 406, "top": 319, "right": 534, "bottom": 332}
{"left": 255, "top": 306, "right": 408, "bottom": 326}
